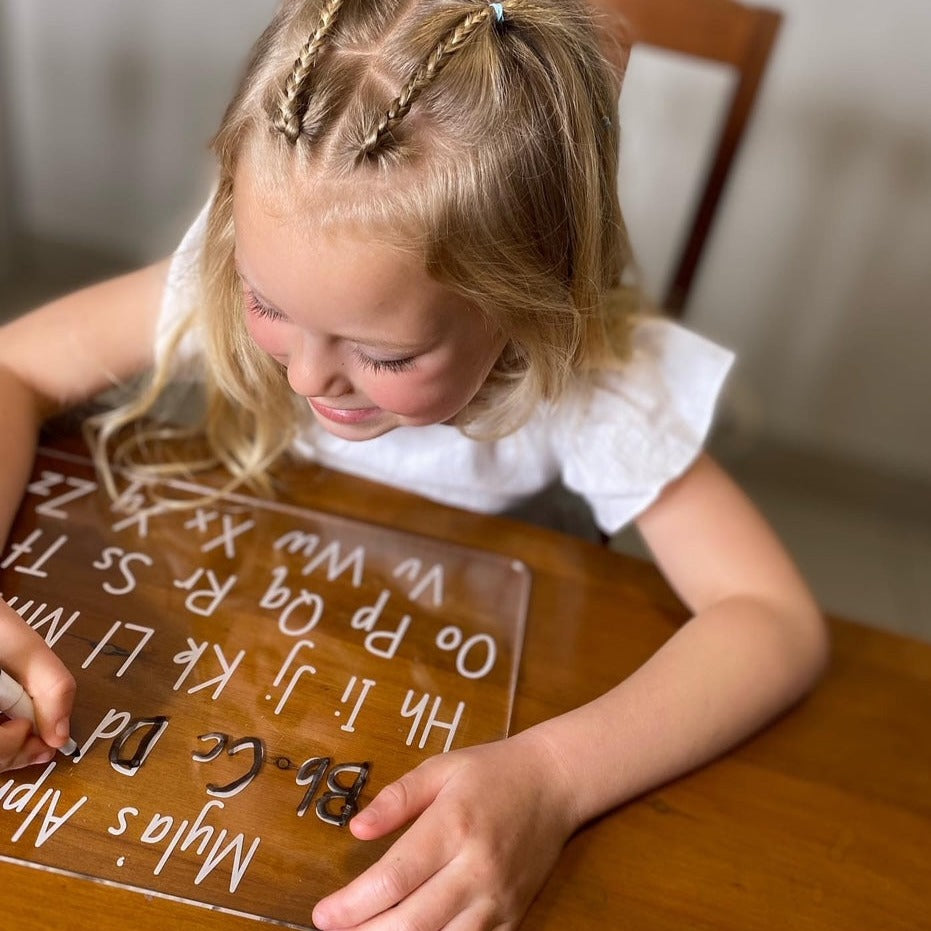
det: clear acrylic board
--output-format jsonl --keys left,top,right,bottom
{"left": 0, "top": 448, "right": 529, "bottom": 928}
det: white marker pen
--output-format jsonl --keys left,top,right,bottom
{"left": 0, "top": 666, "right": 78, "bottom": 756}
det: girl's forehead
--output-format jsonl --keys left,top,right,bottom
{"left": 232, "top": 168, "right": 471, "bottom": 342}
{"left": 232, "top": 147, "right": 431, "bottom": 248}
{"left": 232, "top": 162, "right": 423, "bottom": 277}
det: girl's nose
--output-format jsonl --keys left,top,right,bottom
{"left": 286, "top": 334, "right": 351, "bottom": 399}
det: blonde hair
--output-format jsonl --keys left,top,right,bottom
{"left": 91, "top": 0, "right": 640, "bottom": 497}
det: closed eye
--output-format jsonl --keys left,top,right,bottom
{"left": 243, "top": 283, "right": 417, "bottom": 371}
{"left": 352, "top": 346, "right": 416, "bottom": 374}
{"left": 243, "top": 289, "right": 285, "bottom": 321}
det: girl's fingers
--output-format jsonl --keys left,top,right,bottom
{"left": 1, "top": 608, "right": 77, "bottom": 747}
{"left": 25, "top": 663, "right": 77, "bottom": 747}
{"left": 349, "top": 761, "right": 444, "bottom": 841}
{"left": 0, "top": 718, "right": 56, "bottom": 772}
{"left": 313, "top": 837, "right": 525, "bottom": 931}
{"left": 313, "top": 741, "right": 556, "bottom": 930}
{"left": 313, "top": 799, "right": 458, "bottom": 929}
{"left": 327, "top": 861, "right": 477, "bottom": 931}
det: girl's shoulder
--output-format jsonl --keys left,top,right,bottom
{"left": 549, "top": 317, "right": 735, "bottom": 533}
{"left": 558, "top": 316, "right": 734, "bottom": 421}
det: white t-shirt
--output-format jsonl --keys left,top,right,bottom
{"left": 157, "top": 204, "right": 735, "bottom": 534}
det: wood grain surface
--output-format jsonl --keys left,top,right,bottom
{"left": 1, "top": 435, "right": 928, "bottom": 930}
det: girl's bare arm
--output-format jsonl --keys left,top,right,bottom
{"left": 0, "top": 259, "right": 168, "bottom": 541}
{"left": 312, "top": 454, "right": 829, "bottom": 930}
{"left": 524, "top": 453, "right": 829, "bottom": 824}
{"left": 0, "top": 260, "right": 168, "bottom": 767}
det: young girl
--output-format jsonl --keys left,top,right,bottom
{"left": 0, "top": 1, "right": 827, "bottom": 927}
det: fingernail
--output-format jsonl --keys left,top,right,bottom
{"left": 311, "top": 904, "right": 332, "bottom": 929}
{"left": 31, "top": 750, "right": 55, "bottom": 766}
{"left": 56, "top": 718, "right": 71, "bottom": 738}
{"left": 352, "top": 807, "right": 377, "bottom": 826}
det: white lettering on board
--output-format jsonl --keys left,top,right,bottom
{"left": 173, "top": 640, "right": 245, "bottom": 700}
{"left": 351, "top": 589, "right": 411, "bottom": 659}
{"left": 82, "top": 621, "right": 155, "bottom": 677}
{"left": 392, "top": 558, "right": 445, "bottom": 606}
{"left": 401, "top": 691, "right": 465, "bottom": 753}
{"left": 173, "top": 568, "right": 238, "bottom": 617}
{"left": 92, "top": 546, "right": 155, "bottom": 595}
{"left": 1, "top": 529, "right": 68, "bottom": 578}
{"left": 1, "top": 596, "right": 80, "bottom": 648}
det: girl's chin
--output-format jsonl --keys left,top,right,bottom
{"left": 316, "top": 419, "right": 395, "bottom": 441}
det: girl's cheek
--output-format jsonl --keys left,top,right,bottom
{"left": 245, "top": 317, "right": 289, "bottom": 360}
{"left": 365, "top": 370, "right": 463, "bottom": 419}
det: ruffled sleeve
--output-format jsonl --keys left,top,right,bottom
{"left": 551, "top": 318, "right": 735, "bottom": 534}
{"left": 154, "top": 199, "right": 213, "bottom": 376}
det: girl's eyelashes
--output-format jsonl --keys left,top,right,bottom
{"left": 244, "top": 286, "right": 417, "bottom": 374}
{"left": 243, "top": 289, "right": 284, "bottom": 321}
{"left": 351, "top": 346, "right": 417, "bottom": 374}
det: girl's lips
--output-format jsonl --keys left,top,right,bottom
{"left": 309, "top": 399, "right": 382, "bottom": 425}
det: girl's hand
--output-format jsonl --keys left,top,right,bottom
{"left": 312, "top": 731, "right": 579, "bottom": 930}
{"left": 0, "top": 603, "right": 76, "bottom": 772}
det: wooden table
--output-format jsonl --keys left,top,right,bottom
{"left": 1, "top": 436, "right": 928, "bottom": 930}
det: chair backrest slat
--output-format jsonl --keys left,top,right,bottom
{"left": 593, "top": 0, "right": 783, "bottom": 316}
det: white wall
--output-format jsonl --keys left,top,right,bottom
{"left": 1, "top": 0, "right": 278, "bottom": 257}
{"left": 620, "top": 0, "right": 931, "bottom": 479}
{"left": 2, "top": 0, "right": 930, "bottom": 479}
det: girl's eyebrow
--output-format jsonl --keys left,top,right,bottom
{"left": 234, "top": 262, "right": 429, "bottom": 354}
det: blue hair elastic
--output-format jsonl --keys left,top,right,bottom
{"left": 489, "top": 2, "right": 505, "bottom": 23}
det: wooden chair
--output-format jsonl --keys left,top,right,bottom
{"left": 592, "top": 0, "right": 783, "bottom": 317}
